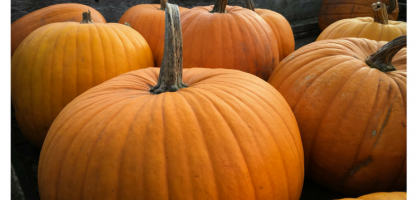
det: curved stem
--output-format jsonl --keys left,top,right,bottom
{"left": 210, "top": 0, "right": 228, "bottom": 13}
{"left": 150, "top": 3, "right": 188, "bottom": 94}
{"left": 372, "top": 2, "right": 389, "bottom": 24}
{"left": 81, "top": 10, "right": 93, "bottom": 24}
{"left": 387, "top": 0, "right": 396, "bottom": 14}
{"left": 160, "top": 0, "right": 168, "bottom": 11}
{"left": 246, "top": 0, "right": 255, "bottom": 11}
{"left": 365, "top": 35, "right": 406, "bottom": 72}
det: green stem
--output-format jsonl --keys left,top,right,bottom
{"left": 150, "top": 3, "right": 188, "bottom": 94}
{"left": 365, "top": 35, "right": 406, "bottom": 72}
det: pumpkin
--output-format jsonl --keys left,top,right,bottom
{"left": 155, "top": 0, "right": 280, "bottom": 80}
{"left": 338, "top": 192, "right": 406, "bottom": 200}
{"left": 11, "top": 3, "right": 106, "bottom": 56}
{"left": 118, "top": 0, "right": 188, "bottom": 65}
{"left": 246, "top": 0, "right": 295, "bottom": 61}
{"left": 318, "top": 0, "right": 399, "bottom": 30}
{"left": 38, "top": 4, "right": 304, "bottom": 200}
{"left": 268, "top": 36, "right": 406, "bottom": 196}
{"left": 11, "top": 11, "right": 153, "bottom": 147}
{"left": 317, "top": 2, "right": 406, "bottom": 42}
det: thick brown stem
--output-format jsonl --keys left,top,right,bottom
{"left": 150, "top": 3, "right": 187, "bottom": 94}
{"left": 387, "top": 0, "right": 396, "bottom": 14}
{"left": 210, "top": 0, "right": 228, "bottom": 13}
{"left": 160, "top": 0, "right": 168, "bottom": 11}
{"left": 365, "top": 35, "right": 406, "bottom": 72}
{"left": 81, "top": 10, "right": 93, "bottom": 24}
{"left": 372, "top": 2, "right": 389, "bottom": 24}
{"left": 246, "top": 0, "right": 255, "bottom": 11}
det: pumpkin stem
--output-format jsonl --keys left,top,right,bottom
{"left": 210, "top": 0, "right": 228, "bottom": 13}
{"left": 160, "top": 0, "right": 168, "bottom": 11}
{"left": 387, "top": 0, "right": 396, "bottom": 14}
{"left": 365, "top": 35, "right": 406, "bottom": 72}
{"left": 150, "top": 3, "right": 187, "bottom": 94}
{"left": 124, "top": 22, "right": 131, "bottom": 27}
{"left": 246, "top": 0, "right": 255, "bottom": 11}
{"left": 80, "top": 10, "right": 94, "bottom": 24}
{"left": 372, "top": 2, "right": 389, "bottom": 24}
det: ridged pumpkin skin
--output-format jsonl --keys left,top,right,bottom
{"left": 11, "top": 3, "right": 106, "bottom": 56}
{"left": 11, "top": 21, "right": 154, "bottom": 147}
{"left": 38, "top": 67, "right": 304, "bottom": 200}
{"left": 118, "top": 4, "right": 188, "bottom": 65}
{"left": 317, "top": 17, "right": 406, "bottom": 42}
{"left": 156, "top": 5, "right": 280, "bottom": 80}
{"left": 318, "top": 0, "right": 399, "bottom": 30}
{"left": 268, "top": 38, "right": 406, "bottom": 195}
{"left": 339, "top": 192, "right": 406, "bottom": 200}
{"left": 254, "top": 8, "right": 295, "bottom": 61}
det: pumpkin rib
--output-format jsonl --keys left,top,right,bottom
{"left": 208, "top": 83, "right": 294, "bottom": 199}
{"left": 30, "top": 25, "right": 59, "bottom": 143}
{"left": 208, "top": 80, "right": 304, "bottom": 190}
{"left": 333, "top": 68, "right": 374, "bottom": 179}
{"left": 92, "top": 24, "right": 107, "bottom": 80}
{"left": 178, "top": 89, "right": 223, "bottom": 199}
{"left": 305, "top": 66, "right": 364, "bottom": 171}
{"left": 175, "top": 91, "right": 221, "bottom": 199}
{"left": 107, "top": 25, "right": 132, "bottom": 74}
{"left": 199, "top": 89, "right": 260, "bottom": 198}
{"left": 184, "top": 88, "right": 255, "bottom": 199}
{"left": 290, "top": 58, "right": 354, "bottom": 111}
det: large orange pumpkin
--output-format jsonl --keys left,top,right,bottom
{"left": 11, "top": 11, "right": 153, "bottom": 147}
{"left": 338, "top": 192, "right": 406, "bottom": 200}
{"left": 268, "top": 36, "right": 406, "bottom": 195}
{"left": 11, "top": 3, "right": 106, "bottom": 56}
{"left": 118, "top": 0, "right": 188, "bottom": 65}
{"left": 318, "top": 0, "right": 399, "bottom": 30}
{"left": 246, "top": 0, "right": 295, "bottom": 61}
{"left": 38, "top": 4, "right": 304, "bottom": 200}
{"left": 155, "top": 0, "right": 280, "bottom": 80}
{"left": 317, "top": 2, "right": 406, "bottom": 42}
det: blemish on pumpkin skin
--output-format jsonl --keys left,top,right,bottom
{"left": 401, "top": 122, "right": 406, "bottom": 127}
{"left": 349, "top": 156, "right": 372, "bottom": 176}
{"left": 372, "top": 130, "right": 377, "bottom": 136}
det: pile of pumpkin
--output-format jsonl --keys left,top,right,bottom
{"left": 11, "top": 0, "right": 406, "bottom": 199}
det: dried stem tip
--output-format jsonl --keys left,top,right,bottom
{"left": 81, "top": 10, "right": 94, "bottom": 24}
{"left": 150, "top": 3, "right": 188, "bottom": 94}
{"left": 365, "top": 35, "right": 406, "bottom": 72}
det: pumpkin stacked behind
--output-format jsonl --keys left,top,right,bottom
{"left": 11, "top": 3, "right": 106, "bottom": 56}
{"left": 118, "top": 0, "right": 188, "bottom": 65}
{"left": 12, "top": 12, "right": 153, "bottom": 147}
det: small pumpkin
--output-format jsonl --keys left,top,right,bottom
{"left": 338, "top": 192, "right": 406, "bottom": 200}
{"left": 12, "top": 11, "right": 153, "bottom": 147}
{"left": 118, "top": 0, "right": 188, "bottom": 65}
{"left": 11, "top": 3, "right": 106, "bottom": 56}
{"left": 246, "top": 0, "right": 295, "bottom": 61}
{"left": 156, "top": 0, "right": 280, "bottom": 80}
{"left": 317, "top": 2, "right": 406, "bottom": 42}
{"left": 38, "top": 4, "right": 304, "bottom": 200}
{"left": 318, "top": 0, "right": 399, "bottom": 30}
{"left": 268, "top": 36, "right": 406, "bottom": 195}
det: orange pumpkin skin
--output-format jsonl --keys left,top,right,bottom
{"left": 38, "top": 68, "right": 304, "bottom": 200}
{"left": 317, "top": 17, "right": 406, "bottom": 42}
{"left": 254, "top": 8, "right": 295, "bottom": 61}
{"left": 268, "top": 38, "right": 406, "bottom": 195}
{"left": 118, "top": 4, "right": 188, "bottom": 65}
{"left": 156, "top": 5, "right": 280, "bottom": 80}
{"left": 11, "top": 3, "right": 106, "bottom": 56}
{"left": 11, "top": 21, "right": 154, "bottom": 147}
{"left": 318, "top": 0, "right": 399, "bottom": 31}
{"left": 338, "top": 192, "right": 406, "bottom": 200}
